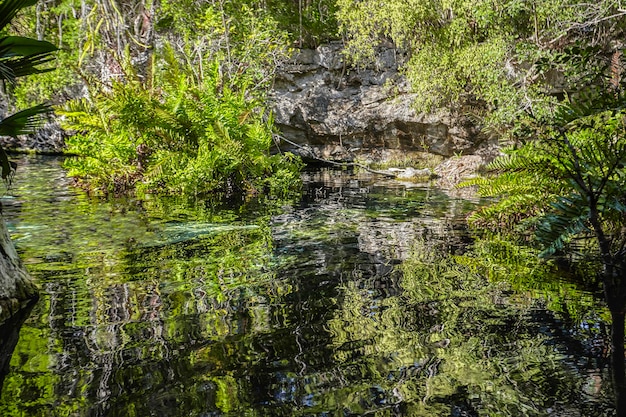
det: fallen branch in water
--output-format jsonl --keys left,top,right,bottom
{"left": 272, "top": 133, "right": 398, "bottom": 177}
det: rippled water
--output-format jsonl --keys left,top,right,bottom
{"left": 0, "top": 156, "right": 617, "bottom": 416}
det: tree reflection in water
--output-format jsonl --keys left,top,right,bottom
{"left": 0, "top": 156, "right": 620, "bottom": 416}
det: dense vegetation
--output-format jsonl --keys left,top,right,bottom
{"left": 60, "top": 49, "right": 302, "bottom": 196}
{"left": 336, "top": 0, "right": 626, "bottom": 125}
{"left": 6, "top": 0, "right": 329, "bottom": 196}
{"left": 333, "top": 2, "right": 626, "bottom": 261}
{"left": 0, "top": 0, "right": 57, "bottom": 178}
{"left": 3, "top": 0, "right": 626, "bottom": 413}
{"left": 5, "top": 0, "right": 626, "bottom": 308}
{"left": 334, "top": 2, "right": 626, "bottom": 411}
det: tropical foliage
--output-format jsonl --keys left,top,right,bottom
{"left": 261, "top": 0, "right": 339, "bottom": 46}
{"left": 11, "top": 0, "right": 340, "bottom": 108}
{"left": 328, "top": 0, "right": 626, "bottom": 311}
{"left": 0, "top": 0, "right": 56, "bottom": 179}
{"left": 34, "top": 0, "right": 303, "bottom": 197}
{"left": 456, "top": 88, "right": 626, "bottom": 394}
{"left": 336, "top": 0, "right": 626, "bottom": 126}
{"left": 60, "top": 44, "right": 302, "bottom": 196}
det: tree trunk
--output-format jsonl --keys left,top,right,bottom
{"left": 604, "top": 261, "right": 626, "bottom": 417}
{"left": 611, "top": 310, "right": 626, "bottom": 417}
{"left": 0, "top": 217, "right": 38, "bottom": 325}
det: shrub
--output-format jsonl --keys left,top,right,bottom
{"left": 60, "top": 47, "right": 302, "bottom": 197}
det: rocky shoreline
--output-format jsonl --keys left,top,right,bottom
{"left": 270, "top": 42, "right": 498, "bottom": 186}
{"left": 1, "top": 42, "right": 499, "bottom": 187}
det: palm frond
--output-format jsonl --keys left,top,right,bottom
{"left": 0, "top": 0, "right": 38, "bottom": 31}
{"left": 0, "top": 61, "right": 13, "bottom": 81}
{"left": 0, "top": 36, "right": 57, "bottom": 58}
{"left": 0, "top": 20, "right": 58, "bottom": 83}
{"left": 2, "top": 53, "right": 56, "bottom": 81}
{"left": 0, "top": 104, "right": 52, "bottom": 136}
{"left": 536, "top": 195, "right": 591, "bottom": 257}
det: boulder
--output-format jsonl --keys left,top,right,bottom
{"left": 0, "top": 96, "right": 67, "bottom": 154}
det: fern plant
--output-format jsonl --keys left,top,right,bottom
{"left": 462, "top": 144, "right": 565, "bottom": 231}
{"left": 462, "top": 88, "right": 626, "bottom": 289}
{"left": 60, "top": 43, "right": 302, "bottom": 197}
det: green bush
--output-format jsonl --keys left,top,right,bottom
{"left": 60, "top": 48, "right": 302, "bottom": 197}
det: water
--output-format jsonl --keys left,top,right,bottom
{"left": 0, "top": 156, "right": 617, "bottom": 416}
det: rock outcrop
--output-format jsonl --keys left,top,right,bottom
{"left": 0, "top": 120, "right": 67, "bottom": 154}
{"left": 0, "top": 96, "right": 67, "bottom": 154}
{"left": 271, "top": 42, "right": 495, "bottom": 163}
{"left": 0, "top": 42, "right": 497, "bottom": 185}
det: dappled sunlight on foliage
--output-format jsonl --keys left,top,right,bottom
{"left": 60, "top": 47, "right": 302, "bottom": 197}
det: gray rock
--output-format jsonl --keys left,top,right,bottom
{"left": 394, "top": 167, "right": 432, "bottom": 180}
{"left": 1, "top": 93, "right": 68, "bottom": 154}
{"left": 271, "top": 42, "right": 490, "bottom": 161}
{"left": 0, "top": 41, "right": 493, "bottom": 166}
{"left": 0, "top": 119, "right": 67, "bottom": 154}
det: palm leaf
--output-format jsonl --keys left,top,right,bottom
{"left": 0, "top": 0, "right": 38, "bottom": 30}
{"left": 0, "top": 4, "right": 58, "bottom": 83}
{"left": 8, "top": 53, "right": 56, "bottom": 77}
{"left": 0, "top": 36, "right": 57, "bottom": 58}
{"left": 0, "top": 61, "right": 12, "bottom": 81}
{"left": 0, "top": 104, "right": 52, "bottom": 136}
{"left": 0, "top": 0, "right": 57, "bottom": 183}
{"left": 0, "top": 53, "right": 56, "bottom": 83}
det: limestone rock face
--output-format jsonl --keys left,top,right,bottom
{"left": 271, "top": 42, "right": 489, "bottom": 161}
{"left": 0, "top": 97, "right": 67, "bottom": 154}
{"left": 0, "top": 218, "right": 38, "bottom": 325}
{"left": 0, "top": 120, "right": 67, "bottom": 154}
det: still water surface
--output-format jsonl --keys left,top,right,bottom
{"left": 0, "top": 156, "right": 617, "bottom": 416}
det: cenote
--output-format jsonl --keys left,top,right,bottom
{"left": 0, "top": 155, "right": 618, "bottom": 416}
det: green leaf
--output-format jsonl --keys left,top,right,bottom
{"left": 0, "top": 61, "right": 13, "bottom": 80}
{"left": 0, "top": 104, "right": 53, "bottom": 137}
{"left": 0, "top": 53, "right": 56, "bottom": 82}
{"left": 0, "top": 0, "right": 39, "bottom": 31}
{"left": 0, "top": 36, "right": 57, "bottom": 58}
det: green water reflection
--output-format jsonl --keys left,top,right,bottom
{"left": 0, "top": 156, "right": 617, "bottom": 416}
